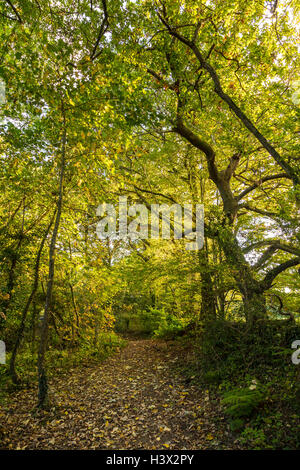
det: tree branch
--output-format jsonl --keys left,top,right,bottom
{"left": 173, "top": 114, "right": 218, "bottom": 183}
{"left": 236, "top": 173, "right": 291, "bottom": 201}
{"left": 133, "top": 184, "right": 178, "bottom": 204}
{"left": 244, "top": 239, "right": 300, "bottom": 257}
{"left": 238, "top": 204, "right": 278, "bottom": 219}
{"left": 253, "top": 246, "right": 277, "bottom": 270}
{"left": 261, "top": 257, "right": 300, "bottom": 290}
{"left": 221, "top": 153, "right": 241, "bottom": 182}
{"left": 154, "top": 9, "right": 300, "bottom": 186}
{"left": 90, "top": 0, "right": 109, "bottom": 60}
{"left": 4, "top": 0, "right": 22, "bottom": 23}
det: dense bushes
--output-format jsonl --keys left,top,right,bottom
{"left": 115, "top": 307, "right": 190, "bottom": 338}
{"left": 198, "top": 320, "right": 300, "bottom": 382}
{"left": 0, "top": 330, "right": 125, "bottom": 399}
{"left": 221, "top": 388, "right": 265, "bottom": 431}
{"left": 189, "top": 320, "right": 300, "bottom": 448}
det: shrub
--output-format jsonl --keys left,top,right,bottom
{"left": 154, "top": 314, "right": 189, "bottom": 339}
{"left": 221, "top": 388, "right": 265, "bottom": 419}
{"left": 139, "top": 307, "right": 166, "bottom": 334}
{"left": 198, "top": 320, "right": 300, "bottom": 383}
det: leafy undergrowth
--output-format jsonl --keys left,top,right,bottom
{"left": 1, "top": 338, "right": 236, "bottom": 450}
{"left": 0, "top": 332, "right": 125, "bottom": 407}
{"left": 174, "top": 324, "right": 300, "bottom": 450}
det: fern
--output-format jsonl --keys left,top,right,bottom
{"left": 222, "top": 388, "right": 264, "bottom": 419}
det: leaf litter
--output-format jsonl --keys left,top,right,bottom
{"left": 0, "top": 339, "right": 236, "bottom": 449}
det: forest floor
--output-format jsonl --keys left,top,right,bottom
{"left": 1, "top": 338, "right": 237, "bottom": 450}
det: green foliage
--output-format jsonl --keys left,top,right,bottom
{"left": 135, "top": 307, "right": 190, "bottom": 338}
{"left": 238, "top": 409, "right": 300, "bottom": 450}
{"left": 189, "top": 320, "right": 300, "bottom": 449}
{"left": 154, "top": 314, "right": 189, "bottom": 339}
{"left": 229, "top": 418, "right": 245, "bottom": 433}
{"left": 198, "top": 320, "right": 300, "bottom": 383}
{"left": 239, "top": 427, "right": 268, "bottom": 449}
{"left": 0, "top": 331, "right": 125, "bottom": 396}
{"left": 139, "top": 307, "right": 167, "bottom": 335}
{"left": 203, "top": 370, "right": 223, "bottom": 385}
{"left": 221, "top": 388, "right": 264, "bottom": 419}
{"left": 0, "top": 0, "right": 299, "bottom": 447}
{"left": 0, "top": 366, "right": 10, "bottom": 405}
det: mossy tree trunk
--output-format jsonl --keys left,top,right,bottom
{"left": 37, "top": 117, "right": 66, "bottom": 408}
{"left": 9, "top": 212, "right": 55, "bottom": 384}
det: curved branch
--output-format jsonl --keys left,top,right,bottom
{"left": 238, "top": 204, "right": 277, "bottom": 219}
{"left": 253, "top": 246, "right": 277, "bottom": 270}
{"left": 261, "top": 257, "right": 300, "bottom": 290}
{"left": 155, "top": 10, "right": 299, "bottom": 186}
{"left": 173, "top": 116, "right": 218, "bottom": 182}
{"left": 236, "top": 173, "right": 291, "bottom": 201}
{"left": 243, "top": 240, "right": 300, "bottom": 257}
{"left": 269, "top": 293, "right": 294, "bottom": 322}
{"left": 4, "top": 0, "right": 22, "bottom": 23}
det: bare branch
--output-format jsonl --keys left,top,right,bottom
{"left": 90, "top": 0, "right": 109, "bottom": 61}
{"left": 154, "top": 10, "right": 300, "bottom": 186}
{"left": 269, "top": 292, "right": 294, "bottom": 322}
{"left": 133, "top": 184, "right": 178, "bottom": 204}
{"left": 243, "top": 240, "right": 300, "bottom": 257}
{"left": 236, "top": 173, "right": 291, "bottom": 201}
{"left": 238, "top": 204, "right": 277, "bottom": 219}
{"left": 261, "top": 257, "right": 300, "bottom": 290}
{"left": 254, "top": 246, "right": 277, "bottom": 270}
{"left": 4, "top": 0, "right": 22, "bottom": 22}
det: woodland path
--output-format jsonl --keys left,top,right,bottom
{"left": 1, "top": 338, "right": 235, "bottom": 449}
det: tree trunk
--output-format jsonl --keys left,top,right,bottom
{"left": 198, "top": 248, "right": 216, "bottom": 322}
{"left": 31, "top": 301, "right": 38, "bottom": 354}
{"left": 69, "top": 283, "right": 80, "bottom": 335}
{"left": 219, "top": 229, "right": 266, "bottom": 325}
{"left": 37, "top": 120, "right": 66, "bottom": 408}
{"left": 0, "top": 200, "right": 25, "bottom": 330}
{"left": 9, "top": 212, "right": 55, "bottom": 384}
{"left": 94, "top": 311, "right": 100, "bottom": 347}
{"left": 242, "top": 287, "right": 267, "bottom": 326}
{"left": 200, "top": 268, "right": 216, "bottom": 321}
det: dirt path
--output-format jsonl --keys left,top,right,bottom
{"left": 1, "top": 339, "right": 234, "bottom": 449}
